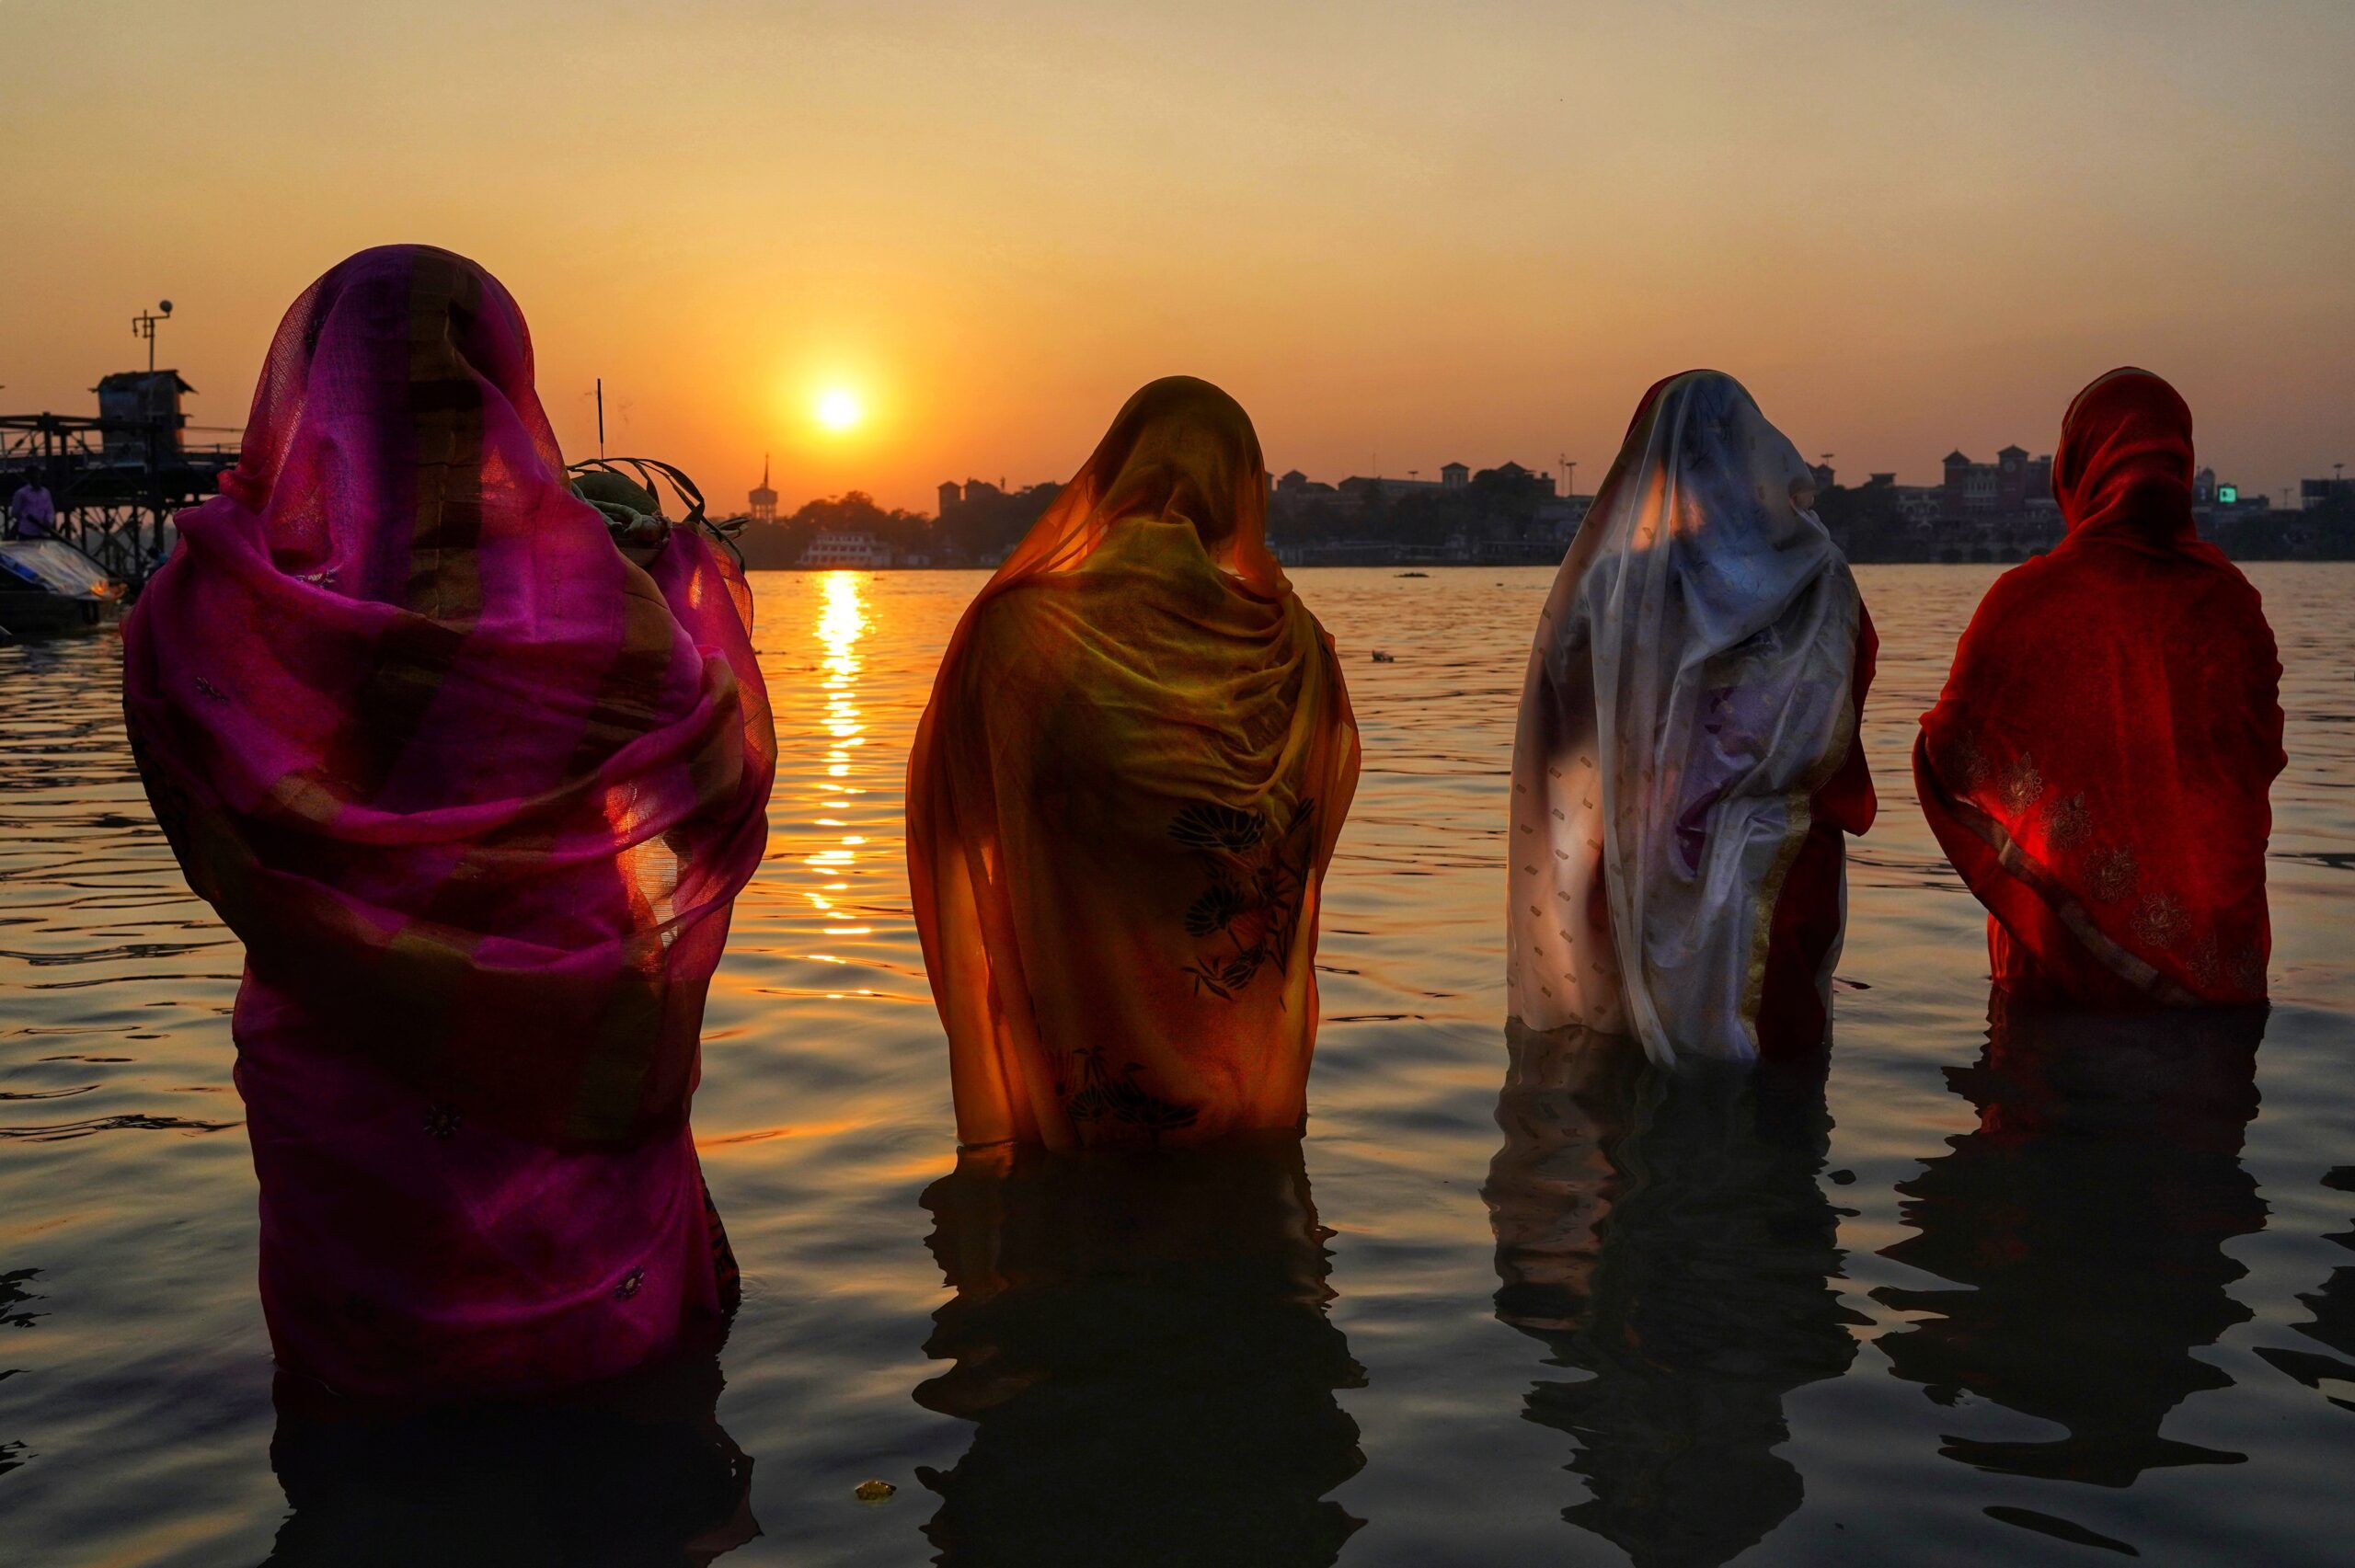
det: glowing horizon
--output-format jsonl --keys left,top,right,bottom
{"left": 6, "top": 1, "right": 2350, "bottom": 518}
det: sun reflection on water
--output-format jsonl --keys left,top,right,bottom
{"left": 805, "top": 571, "right": 869, "bottom": 931}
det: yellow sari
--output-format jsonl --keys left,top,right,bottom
{"left": 908, "top": 378, "right": 1360, "bottom": 1150}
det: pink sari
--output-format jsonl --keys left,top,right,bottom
{"left": 121, "top": 246, "right": 775, "bottom": 1399}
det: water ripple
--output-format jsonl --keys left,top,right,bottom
{"left": 2, "top": 567, "right": 2350, "bottom": 1566}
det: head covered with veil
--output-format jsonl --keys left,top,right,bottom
{"left": 1915, "top": 368, "right": 2281, "bottom": 1006}
{"left": 122, "top": 245, "right": 773, "bottom": 1399}
{"left": 909, "top": 376, "right": 1358, "bottom": 1150}
{"left": 1509, "top": 370, "right": 1871, "bottom": 1065}
{"left": 987, "top": 375, "right": 1286, "bottom": 592}
{"left": 125, "top": 243, "right": 774, "bottom": 1150}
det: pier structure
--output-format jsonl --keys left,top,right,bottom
{"left": 1, "top": 372, "right": 238, "bottom": 590}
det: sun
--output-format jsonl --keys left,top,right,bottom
{"left": 815, "top": 388, "right": 864, "bottom": 432}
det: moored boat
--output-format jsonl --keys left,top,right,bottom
{"left": 0, "top": 538, "right": 125, "bottom": 637}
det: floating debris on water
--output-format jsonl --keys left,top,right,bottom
{"left": 854, "top": 1479, "right": 897, "bottom": 1503}
{"left": 1372, "top": 650, "right": 1396, "bottom": 663}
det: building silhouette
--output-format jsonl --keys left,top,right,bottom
{"left": 748, "top": 455, "right": 776, "bottom": 526}
{"left": 93, "top": 371, "right": 193, "bottom": 464}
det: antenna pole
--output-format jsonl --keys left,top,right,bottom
{"left": 595, "top": 378, "right": 605, "bottom": 458}
{"left": 132, "top": 302, "right": 171, "bottom": 373}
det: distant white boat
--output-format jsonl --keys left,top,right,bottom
{"left": 0, "top": 538, "right": 125, "bottom": 636}
{"left": 798, "top": 529, "right": 894, "bottom": 568}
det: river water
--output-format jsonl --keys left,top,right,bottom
{"left": 2, "top": 565, "right": 2350, "bottom": 1566}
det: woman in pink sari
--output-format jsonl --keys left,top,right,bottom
{"left": 121, "top": 246, "right": 775, "bottom": 1400}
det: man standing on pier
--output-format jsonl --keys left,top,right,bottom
{"left": 7, "top": 472, "right": 56, "bottom": 540}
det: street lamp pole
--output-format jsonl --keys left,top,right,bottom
{"left": 132, "top": 301, "right": 173, "bottom": 374}
{"left": 129, "top": 301, "right": 175, "bottom": 580}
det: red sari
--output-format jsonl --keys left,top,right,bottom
{"left": 1914, "top": 369, "right": 2284, "bottom": 1006}
{"left": 1756, "top": 610, "right": 1878, "bottom": 1059}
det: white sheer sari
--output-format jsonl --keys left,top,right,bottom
{"left": 1507, "top": 372, "right": 1862, "bottom": 1065}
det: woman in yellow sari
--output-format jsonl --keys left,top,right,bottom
{"left": 909, "top": 377, "right": 1360, "bottom": 1150}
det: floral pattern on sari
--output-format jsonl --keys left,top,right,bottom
{"left": 1174, "top": 799, "right": 1319, "bottom": 1002}
{"left": 1059, "top": 1044, "right": 1201, "bottom": 1143}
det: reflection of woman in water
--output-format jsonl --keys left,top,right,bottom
{"left": 1509, "top": 371, "right": 1876, "bottom": 1065}
{"left": 265, "top": 1355, "right": 758, "bottom": 1566}
{"left": 1874, "top": 998, "right": 2268, "bottom": 1485}
{"left": 2257, "top": 1165, "right": 2355, "bottom": 1407}
{"left": 121, "top": 246, "right": 775, "bottom": 1399}
{"left": 1483, "top": 1024, "right": 1862, "bottom": 1568}
{"left": 914, "top": 1135, "right": 1366, "bottom": 1566}
{"left": 907, "top": 378, "right": 1360, "bottom": 1150}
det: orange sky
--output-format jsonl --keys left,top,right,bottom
{"left": 10, "top": 1, "right": 2352, "bottom": 514}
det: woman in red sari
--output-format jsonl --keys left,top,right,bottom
{"left": 1915, "top": 369, "right": 2284, "bottom": 1006}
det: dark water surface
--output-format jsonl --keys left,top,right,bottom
{"left": 3, "top": 565, "right": 2350, "bottom": 1566}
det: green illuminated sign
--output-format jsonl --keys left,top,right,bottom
{"left": 2217, "top": 485, "right": 2238, "bottom": 504}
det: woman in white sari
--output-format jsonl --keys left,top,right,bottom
{"left": 1507, "top": 371, "right": 1877, "bottom": 1065}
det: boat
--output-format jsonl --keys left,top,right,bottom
{"left": 0, "top": 538, "right": 125, "bottom": 637}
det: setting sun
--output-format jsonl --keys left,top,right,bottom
{"left": 815, "top": 388, "right": 864, "bottom": 432}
